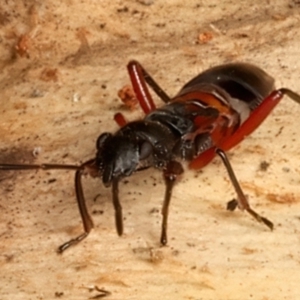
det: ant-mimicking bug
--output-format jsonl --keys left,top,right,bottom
{"left": 1, "top": 61, "right": 300, "bottom": 253}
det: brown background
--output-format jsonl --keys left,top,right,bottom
{"left": 1, "top": 1, "right": 300, "bottom": 299}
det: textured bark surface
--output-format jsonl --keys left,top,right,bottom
{"left": 1, "top": 1, "right": 300, "bottom": 299}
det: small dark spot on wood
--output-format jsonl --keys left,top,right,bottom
{"left": 232, "top": 32, "right": 249, "bottom": 39}
{"left": 227, "top": 199, "right": 238, "bottom": 211}
{"left": 0, "top": 12, "right": 10, "bottom": 25}
{"left": 54, "top": 291, "right": 64, "bottom": 298}
{"left": 5, "top": 254, "right": 14, "bottom": 263}
{"left": 137, "top": 0, "right": 154, "bottom": 5}
{"left": 89, "top": 286, "right": 111, "bottom": 299}
{"left": 150, "top": 207, "right": 159, "bottom": 214}
{"left": 259, "top": 161, "right": 270, "bottom": 171}
{"left": 92, "top": 210, "right": 104, "bottom": 215}
{"left": 117, "top": 6, "right": 129, "bottom": 13}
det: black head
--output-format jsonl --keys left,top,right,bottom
{"left": 95, "top": 132, "right": 153, "bottom": 187}
{"left": 96, "top": 133, "right": 138, "bottom": 187}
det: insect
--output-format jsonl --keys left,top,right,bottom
{"left": 1, "top": 61, "right": 300, "bottom": 253}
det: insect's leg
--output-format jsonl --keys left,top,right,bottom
{"left": 161, "top": 161, "right": 184, "bottom": 245}
{"left": 127, "top": 60, "right": 171, "bottom": 114}
{"left": 221, "top": 88, "right": 300, "bottom": 151}
{"left": 0, "top": 163, "right": 80, "bottom": 171}
{"left": 58, "top": 159, "right": 96, "bottom": 253}
{"left": 280, "top": 88, "right": 300, "bottom": 104}
{"left": 189, "top": 147, "right": 216, "bottom": 170}
{"left": 112, "top": 178, "right": 123, "bottom": 236}
{"left": 216, "top": 148, "right": 273, "bottom": 230}
{"left": 114, "top": 112, "right": 127, "bottom": 127}
{"left": 0, "top": 161, "right": 95, "bottom": 252}
{"left": 58, "top": 170, "right": 93, "bottom": 253}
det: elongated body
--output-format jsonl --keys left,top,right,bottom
{"left": 1, "top": 61, "right": 300, "bottom": 252}
{"left": 106, "top": 63, "right": 275, "bottom": 173}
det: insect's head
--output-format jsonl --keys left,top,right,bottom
{"left": 95, "top": 133, "right": 138, "bottom": 186}
{"left": 95, "top": 132, "right": 152, "bottom": 187}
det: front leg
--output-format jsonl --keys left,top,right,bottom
{"left": 112, "top": 178, "right": 123, "bottom": 236}
{"left": 160, "top": 161, "right": 184, "bottom": 245}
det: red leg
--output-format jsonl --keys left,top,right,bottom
{"left": 127, "top": 60, "right": 171, "bottom": 114}
{"left": 189, "top": 112, "right": 237, "bottom": 169}
{"left": 127, "top": 60, "right": 156, "bottom": 113}
{"left": 221, "top": 88, "right": 300, "bottom": 151}
{"left": 114, "top": 112, "right": 127, "bottom": 127}
{"left": 114, "top": 61, "right": 171, "bottom": 126}
{"left": 189, "top": 147, "right": 216, "bottom": 169}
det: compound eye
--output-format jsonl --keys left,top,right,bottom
{"left": 96, "top": 133, "right": 112, "bottom": 150}
{"left": 139, "top": 141, "right": 153, "bottom": 160}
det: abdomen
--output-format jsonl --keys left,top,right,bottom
{"left": 177, "top": 63, "right": 275, "bottom": 110}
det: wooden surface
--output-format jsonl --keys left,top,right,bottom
{"left": 1, "top": 1, "right": 300, "bottom": 299}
